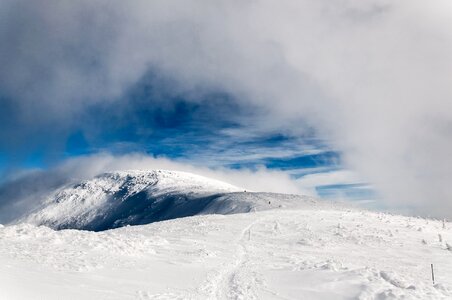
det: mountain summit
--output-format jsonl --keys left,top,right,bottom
{"left": 20, "top": 170, "right": 316, "bottom": 231}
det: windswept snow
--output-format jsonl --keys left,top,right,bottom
{"left": 1, "top": 207, "right": 451, "bottom": 299}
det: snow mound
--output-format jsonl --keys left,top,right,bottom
{"left": 19, "top": 170, "right": 318, "bottom": 231}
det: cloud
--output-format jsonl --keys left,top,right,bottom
{"left": 296, "top": 170, "right": 366, "bottom": 194}
{"left": 1, "top": 1, "right": 452, "bottom": 217}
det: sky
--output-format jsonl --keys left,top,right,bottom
{"left": 1, "top": 0, "right": 452, "bottom": 218}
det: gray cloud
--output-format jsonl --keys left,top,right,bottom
{"left": 1, "top": 0, "right": 452, "bottom": 216}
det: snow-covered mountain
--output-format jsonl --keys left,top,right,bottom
{"left": 20, "top": 170, "right": 318, "bottom": 231}
{"left": 2, "top": 169, "right": 451, "bottom": 299}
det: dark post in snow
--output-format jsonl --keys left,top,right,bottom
{"left": 431, "top": 264, "right": 435, "bottom": 285}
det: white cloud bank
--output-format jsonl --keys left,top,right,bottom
{"left": 1, "top": 0, "right": 452, "bottom": 217}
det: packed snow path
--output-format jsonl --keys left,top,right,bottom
{"left": 1, "top": 207, "right": 451, "bottom": 299}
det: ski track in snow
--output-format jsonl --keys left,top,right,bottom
{"left": 1, "top": 205, "right": 452, "bottom": 299}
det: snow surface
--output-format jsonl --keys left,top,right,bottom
{"left": 1, "top": 208, "right": 451, "bottom": 299}
{"left": 1, "top": 170, "right": 451, "bottom": 299}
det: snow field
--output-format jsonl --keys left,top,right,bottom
{"left": 1, "top": 207, "right": 451, "bottom": 299}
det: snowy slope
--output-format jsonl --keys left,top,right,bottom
{"left": 19, "top": 170, "right": 319, "bottom": 231}
{"left": 1, "top": 207, "right": 451, "bottom": 299}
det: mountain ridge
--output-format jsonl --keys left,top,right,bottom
{"left": 19, "top": 169, "right": 318, "bottom": 231}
